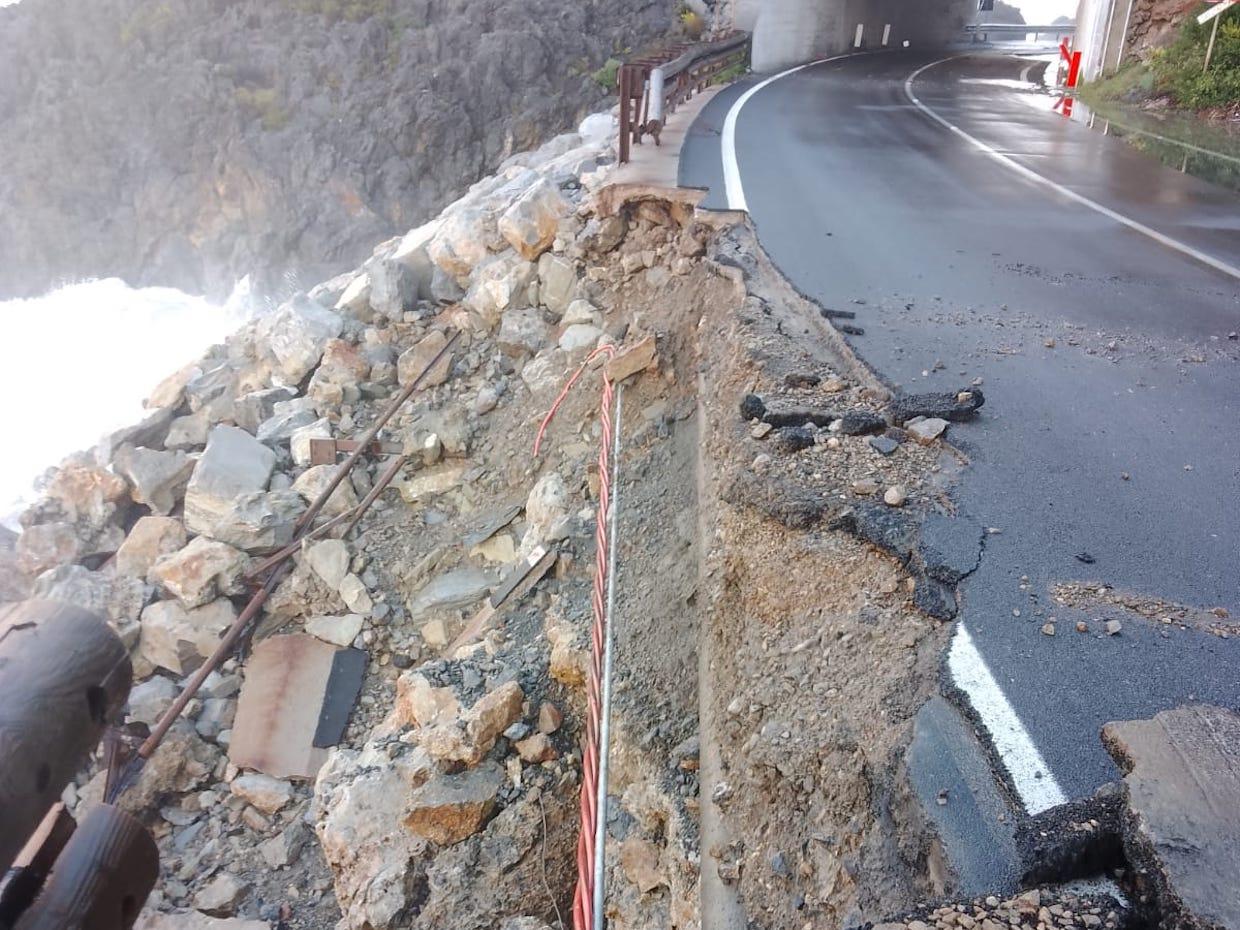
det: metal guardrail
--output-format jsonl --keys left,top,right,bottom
{"left": 617, "top": 31, "right": 752, "bottom": 164}
{"left": 965, "top": 22, "right": 1076, "bottom": 40}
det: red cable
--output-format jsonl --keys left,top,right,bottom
{"left": 532, "top": 345, "right": 616, "bottom": 930}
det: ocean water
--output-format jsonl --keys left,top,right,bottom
{"left": 0, "top": 277, "right": 256, "bottom": 524}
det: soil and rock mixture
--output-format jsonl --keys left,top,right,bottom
{"left": 1, "top": 110, "right": 1176, "bottom": 930}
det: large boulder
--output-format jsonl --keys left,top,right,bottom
{"left": 498, "top": 178, "right": 569, "bottom": 261}
{"left": 428, "top": 207, "right": 494, "bottom": 280}
{"left": 138, "top": 597, "right": 238, "bottom": 674}
{"left": 367, "top": 258, "right": 417, "bottom": 321}
{"left": 233, "top": 387, "right": 297, "bottom": 433}
{"left": 391, "top": 219, "right": 441, "bottom": 300}
{"left": 31, "top": 564, "right": 146, "bottom": 647}
{"left": 308, "top": 339, "right": 370, "bottom": 407}
{"left": 15, "top": 522, "right": 81, "bottom": 575}
{"left": 292, "top": 465, "right": 360, "bottom": 517}
{"left": 210, "top": 489, "right": 305, "bottom": 551}
{"left": 259, "top": 295, "right": 344, "bottom": 385}
{"left": 115, "top": 515, "right": 187, "bottom": 579}
{"left": 314, "top": 744, "right": 438, "bottom": 930}
{"left": 396, "top": 330, "right": 454, "bottom": 389}
{"left": 537, "top": 252, "right": 579, "bottom": 316}
{"left": 463, "top": 252, "right": 535, "bottom": 328}
{"left": 41, "top": 462, "right": 128, "bottom": 529}
{"left": 183, "top": 426, "right": 276, "bottom": 538}
{"left": 497, "top": 307, "right": 552, "bottom": 357}
{"left": 148, "top": 536, "right": 247, "bottom": 608}
{"left": 112, "top": 445, "right": 194, "bottom": 515}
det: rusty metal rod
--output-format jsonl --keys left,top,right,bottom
{"left": 123, "top": 329, "right": 461, "bottom": 784}
{"left": 244, "top": 503, "right": 364, "bottom": 580}
{"left": 343, "top": 453, "right": 409, "bottom": 540}
{"left": 293, "top": 327, "right": 460, "bottom": 535}
{"left": 130, "top": 561, "right": 290, "bottom": 769}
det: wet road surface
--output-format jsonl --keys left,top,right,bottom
{"left": 681, "top": 48, "right": 1240, "bottom": 880}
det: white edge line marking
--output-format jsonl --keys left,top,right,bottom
{"left": 947, "top": 624, "right": 1067, "bottom": 815}
{"left": 722, "top": 52, "right": 865, "bottom": 212}
{"left": 904, "top": 56, "right": 1240, "bottom": 283}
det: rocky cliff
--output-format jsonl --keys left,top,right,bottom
{"left": 0, "top": 0, "right": 676, "bottom": 300}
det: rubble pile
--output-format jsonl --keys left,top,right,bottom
{"left": 2, "top": 119, "right": 725, "bottom": 930}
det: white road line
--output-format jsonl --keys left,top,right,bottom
{"left": 947, "top": 625, "right": 1067, "bottom": 814}
{"left": 904, "top": 57, "right": 1240, "bottom": 283}
{"left": 721, "top": 52, "right": 866, "bottom": 211}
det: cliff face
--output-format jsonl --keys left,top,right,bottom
{"left": 0, "top": 0, "right": 675, "bottom": 299}
{"left": 1124, "top": 0, "right": 1198, "bottom": 58}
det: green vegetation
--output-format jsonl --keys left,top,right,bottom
{"left": 1084, "top": 14, "right": 1240, "bottom": 111}
{"left": 119, "top": 2, "right": 175, "bottom": 46}
{"left": 591, "top": 58, "right": 622, "bottom": 91}
{"left": 285, "top": 0, "right": 394, "bottom": 23}
{"left": 234, "top": 87, "right": 290, "bottom": 131}
{"left": 679, "top": 7, "right": 706, "bottom": 40}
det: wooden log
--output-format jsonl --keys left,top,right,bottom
{"left": 0, "top": 601, "right": 131, "bottom": 873}
{"left": 14, "top": 804, "right": 157, "bottom": 930}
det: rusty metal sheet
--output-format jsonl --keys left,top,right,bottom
{"left": 229, "top": 634, "right": 351, "bottom": 780}
{"left": 308, "top": 438, "right": 403, "bottom": 466}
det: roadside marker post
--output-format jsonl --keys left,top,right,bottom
{"left": 1199, "top": 0, "right": 1236, "bottom": 73}
{"left": 1054, "top": 39, "right": 1082, "bottom": 117}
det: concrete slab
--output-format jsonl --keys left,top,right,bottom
{"left": 596, "top": 84, "right": 726, "bottom": 215}
{"left": 1103, "top": 704, "right": 1240, "bottom": 930}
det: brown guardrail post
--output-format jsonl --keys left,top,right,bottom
{"left": 0, "top": 601, "right": 132, "bottom": 875}
{"left": 618, "top": 64, "right": 631, "bottom": 164}
{"left": 14, "top": 804, "right": 158, "bottom": 930}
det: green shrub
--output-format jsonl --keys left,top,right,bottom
{"left": 592, "top": 58, "right": 622, "bottom": 90}
{"left": 1152, "top": 15, "right": 1240, "bottom": 109}
{"left": 234, "top": 87, "right": 290, "bottom": 131}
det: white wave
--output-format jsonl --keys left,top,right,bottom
{"left": 0, "top": 277, "right": 256, "bottom": 525}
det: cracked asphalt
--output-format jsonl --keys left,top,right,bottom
{"left": 681, "top": 48, "right": 1240, "bottom": 818}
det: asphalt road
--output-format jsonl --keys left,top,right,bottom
{"left": 681, "top": 49, "right": 1240, "bottom": 842}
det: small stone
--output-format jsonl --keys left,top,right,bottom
{"left": 537, "top": 702, "right": 563, "bottom": 734}
{"left": 306, "top": 539, "right": 350, "bottom": 589}
{"left": 305, "top": 614, "right": 365, "bottom": 647}
{"left": 404, "top": 763, "right": 505, "bottom": 845}
{"left": 397, "top": 329, "right": 454, "bottom": 388}
{"left": 339, "top": 574, "right": 373, "bottom": 614}
{"left": 852, "top": 478, "right": 880, "bottom": 496}
{"left": 230, "top": 773, "right": 293, "bottom": 814}
{"left": 907, "top": 417, "right": 948, "bottom": 444}
{"left": 883, "top": 486, "right": 907, "bottom": 507}
{"left": 1076, "top": 620, "right": 1090, "bottom": 633}
{"left": 1041, "top": 623, "right": 1056, "bottom": 636}
{"left": 1105, "top": 619, "right": 1122, "bottom": 636}
{"left": 750, "top": 422, "right": 773, "bottom": 440}
{"left": 515, "top": 732, "right": 555, "bottom": 763}
{"left": 193, "top": 872, "right": 248, "bottom": 916}
{"left": 869, "top": 435, "right": 899, "bottom": 456}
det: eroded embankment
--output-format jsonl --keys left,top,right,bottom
{"left": 4, "top": 119, "right": 988, "bottom": 930}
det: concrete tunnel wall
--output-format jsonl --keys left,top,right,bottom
{"left": 733, "top": 0, "right": 974, "bottom": 71}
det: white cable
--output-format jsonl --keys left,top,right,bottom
{"left": 592, "top": 384, "right": 623, "bottom": 930}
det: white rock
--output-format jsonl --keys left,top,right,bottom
{"left": 259, "top": 294, "right": 343, "bottom": 385}
{"left": 113, "top": 445, "right": 194, "bottom": 515}
{"left": 290, "top": 418, "right": 333, "bottom": 467}
{"left": 339, "top": 574, "right": 373, "bottom": 614}
{"left": 116, "top": 515, "right": 188, "bottom": 579}
{"left": 884, "top": 485, "right": 908, "bottom": 507}
{"left": 463, "top": 251, "right": 535, "bottom": 327}
{"left": 537, "top": 252, "right": 578, "bottom": 316}
{"left": 211, "top": 489, "right": 305, "bottom": 552}
{"left": 292, "top": 465, "right": 360, "bottom": 517}
{"left": 427, "top": 206, "right": 493, "bottom": 279}
{"left": 148, "top": 536, "right": 248, "bottom": 608}
{"left": 498, "top": 178, "right": 569, "bottom": 261}
{"left": 127, "top": 675, "right": 179, "bottom": 726}
{"left": 306, "top": 614, "right": 365, "bottom": 647}
{"left": 183, "top": 426, "right": 276, "bottom": 539}
{"left": 139, "top": 598, "right": 238, "bottom": 674}
{"left": 306, "top": 538, "right": 350, "bottom": 589}
{"left": 230, "top": 772, "right": 293, "bottom": 814}
{"left": 561, "top": 298, "right": 602, "bottom": 327}
{"left": 558, "top": 323, "right": 603, "bottom": 352}
{"left": 907, "top": 417, "right": 949, "bottom": 444}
